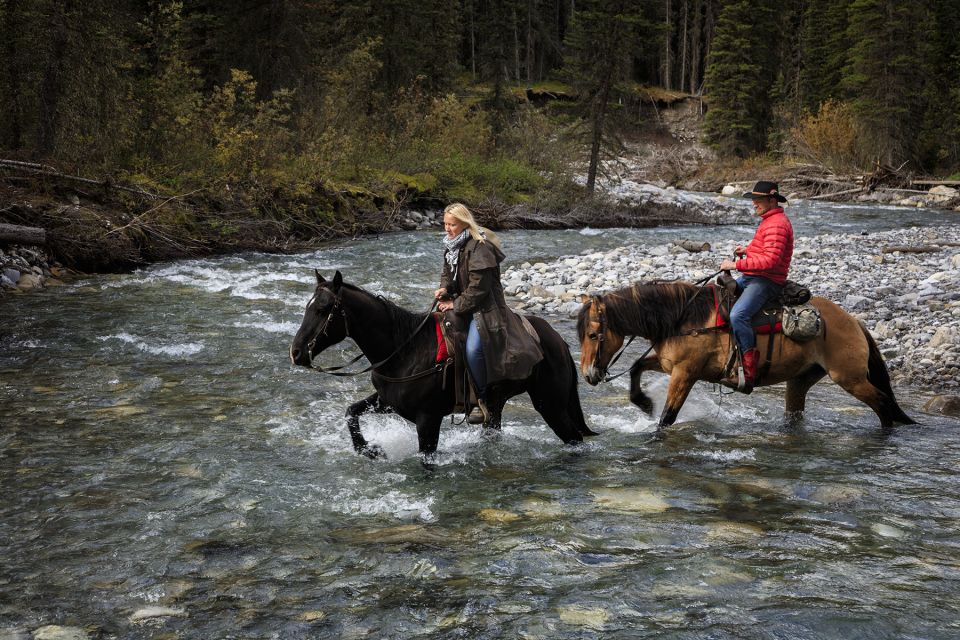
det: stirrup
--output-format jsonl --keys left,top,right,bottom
{"left": 467, "top": 405, "right": 484, "bottom": 424}
{"left": 468, "top": 398, "right": 490, "bottom": 424}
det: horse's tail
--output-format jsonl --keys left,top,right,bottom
{"left": 567, "top": 354, "right": 599, "bottom": 437}
{"left": 860, "top": 322, "right": 916, "bottom": 425}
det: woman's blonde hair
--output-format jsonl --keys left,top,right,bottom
{"left": 443, "top": 203, "right": 501, "bottom": 249}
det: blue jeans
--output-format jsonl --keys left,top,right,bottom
{"left": 466, "top": 317, "right": 487, "bottom": 397}
{"left": 730, "top": 276, "right": 783, "bottom": 352}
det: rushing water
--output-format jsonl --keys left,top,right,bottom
{"left": 2, "top": 200, "right": 960, "bottom": 639}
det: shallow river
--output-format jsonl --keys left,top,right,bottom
{"left": 2, "top": 200, "right": 960, "bottom": 639}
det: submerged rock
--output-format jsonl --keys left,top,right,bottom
{"left": 923, "top": 395, "right": 960, "bottom": 417}
{"left": 129, "top": 606, "right": 187, "bottom": 622}
{"left": 31, "top": 627, "right": 90, "bottom": 640}
{"left": 592, "top": 488, "right": 670, "bottom": 513}
{"left": 558, "top": 605, "right": 610, "bottom": 629}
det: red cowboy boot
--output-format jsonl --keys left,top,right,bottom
{"left": 739, "top": 348, "right": 759, "bottom": 394}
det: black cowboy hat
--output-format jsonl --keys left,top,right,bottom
{"left": 743, "top": 181, "right": 787, "bottom": 203}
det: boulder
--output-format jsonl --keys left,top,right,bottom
{"left": 923, "top": 395, "right": 960, "bottom": 417}
{"left": 721, "top": 184, "right": 739, "bottom": 196}
{"left": 929, "top": 185, "right": 959, "bottom": 198}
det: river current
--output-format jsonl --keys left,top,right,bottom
{"left": 2, "top": 200, "right": 960, "bottom": 638}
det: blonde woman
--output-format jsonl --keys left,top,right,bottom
{"left": 435, "top": 203, "right": 542, "bottom": 423}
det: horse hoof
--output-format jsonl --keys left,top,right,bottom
{"left": 480, "top": 427, "right": 502, "bottom": 442}
{"left": 360, "top": 444, "right": 385, "bottom": 459}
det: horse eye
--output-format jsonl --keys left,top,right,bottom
{"left": 588, "top": 332, "right": 598, "bottom": 341}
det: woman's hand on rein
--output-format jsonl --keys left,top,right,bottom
{"left": 438, "top": 300, "right": 453, "bottom": 312}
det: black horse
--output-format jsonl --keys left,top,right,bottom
{"left": 290, "top": 271, "right": 596, "bottom": 458}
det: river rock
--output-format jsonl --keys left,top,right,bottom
{"left": 2, "top": 268, "right": 20, "bottom": 283}
{"left": 923, "top": 395, "right": 960, "bottom": 417}
{"left": 929, "top": 185, "right": 959, "bottom": 198}
{"left": 17, "top": 273, "right": 42, "bottom": 291}
{"left": 31, "top": 627, "right": 90, "bottom": 640}
{"left": 130, "top": 606, "right": 187, "bottom": 622}
{"left": 721, "top": 184, "right": 739, "bottom": 195}
{"left": 0, "top": 629, "right": 29, "bottom": 640}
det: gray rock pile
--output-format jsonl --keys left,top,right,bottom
{"left": 395, "top": 209, "right": 442, "bottom": 231}
{"left": 0, "top": 245, "right": 61, "bottom": 294}
{"left": 585, "top": 176, "right": 754, "bottom": 225}
{"left": 504, "top": 225, "right": 960, "bottom": 390}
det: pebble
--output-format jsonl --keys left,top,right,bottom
{"left": 504, "top": 225, "right": 960, "bottom": 391}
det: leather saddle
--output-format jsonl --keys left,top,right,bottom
{"left": 712, "top": 276, "right": 783, "bottom": 334}
{"left": 435, "top": 310, "right": 540, "bottom": 415}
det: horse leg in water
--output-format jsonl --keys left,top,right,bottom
{"left": 784, "top": 365, "right": 827, "bottom": 424}
{"left": 658, "top": 367, "right": 698, "bottom": 428}
{"left": 480, "top": 385, "right": 504, "bottom": 433}
{"left": 346, "top": 392, "right": 390, "bottom": 459}
{"left": 415, "top": 412, "right": 444, "bottom": 454}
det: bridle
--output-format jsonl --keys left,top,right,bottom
{"left": 588, "top": 295, "right": 638, "bottom": 382}
{"left": 304, "top": 285, "right": 440, "bottom": 378}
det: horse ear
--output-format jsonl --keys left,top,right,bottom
{"left": 315, "top": 270, "right": 325, "bottom": 284}
{"left": 332, "top": 270, "right": 343, "bottom": 290}
{"left": 580, "top": 294, "right": 590, "bottom": 304}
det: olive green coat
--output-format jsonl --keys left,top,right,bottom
{"left": 440, "top": 238, "right": 543, "bottom": 383}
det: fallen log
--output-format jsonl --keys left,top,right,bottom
{"left": 0, "top": 158, "right": 163, "bottom": 200}
{"left": 0, "top": 223, "right": 46, "bottom": 245}
{"left": 807, "top": 186, "right": 865, "bottom": 200}
{"left": 881, "top": 245, "right": 942, "bottom": 254}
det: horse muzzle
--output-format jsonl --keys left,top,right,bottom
{"left": 582, "top": 365, "right": 604, "bottom": 386}
{"left": 290, "top": 343, "right": 313, "bottom": 367}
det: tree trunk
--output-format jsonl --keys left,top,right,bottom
{"left": 38, "top": 2, "right": 72, "bottom": 156}
{"left": 586, "top": 77, "right": 612, "bottom": 194}
{"left": 679, "top": 0, "right": 689, "bottom": 93}
{"left": 1, "top": 0, "right": 25, "bottom": 150}
{"left": 513, "top": 6, "right": 520, "bottom": 81}
{"left": 663, "top": 0, "right": 673, "bottom": 89}
{"left": 470, "top": 0, "right": 476, "bottom": 77}
{"left": 689, "top": 0, "right": 702, "bottom": 94}
{"left": 526, "top": 0, "right": 534, "bottom": 82}
{"left": 0, "top": 224, "right": 47, "bottom": 246}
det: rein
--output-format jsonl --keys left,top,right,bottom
{"left": 597, "top": 270, "right": 722, "bottom": 382}
{"left": 308, "top": 289, "right": 440, "bottom": 378}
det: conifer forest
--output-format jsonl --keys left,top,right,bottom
{"left": 2, "top": 1, "right": 959, "bottom": 260}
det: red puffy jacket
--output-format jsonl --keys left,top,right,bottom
{"left": 735, "top": 207, "right": 793, "bottom": 285}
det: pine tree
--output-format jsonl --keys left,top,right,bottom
{"left": 565, "top": 0, "right": 648, "bottom": 193}
{"left": 842, "top": 0, "right": 930, "bottom": 167}
{"left": 799, "top": 0, "right": 851, "bottom": 112}
{"left": 702, "top": 0, "right": 779, "bottom": 157}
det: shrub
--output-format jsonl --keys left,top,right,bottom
{"left": 789, "top": 100, "right": 863, "bottom": 171}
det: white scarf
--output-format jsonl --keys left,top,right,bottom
{"left": 442, "top": 229, "right": 471, "bottom": 269}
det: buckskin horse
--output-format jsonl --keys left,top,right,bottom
{"left": 576, "top": 280, "right": 915, "bottom": 431}
{"left": 290, "top": 271, "right": 596, "bottom": 458}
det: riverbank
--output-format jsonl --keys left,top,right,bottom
{"left": 0, "top": 174, "right": 751, "bottom": 292}
{"left": 503, "top": 225, "right": 960, "bottom": 392}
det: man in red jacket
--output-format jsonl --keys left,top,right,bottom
{"left": 719, "top": 181, "right": 794, "bottom": 393}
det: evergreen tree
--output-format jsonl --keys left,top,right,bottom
{"left": 702, "top": 0, "right": 779, "bottom": 157}
{"left": 842, "top": 0, "right": 930, "bottom": 167}
{"left": 565, "top": 0, "right": 648, "bottom": 193}
{"left": 799, "top": 0, "right": 850, "bottom": 112}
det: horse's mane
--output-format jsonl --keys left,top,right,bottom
{"left": 339, "top": 282, "right": 429, "bottom": 342}
{"left": 577, "top": 280, "right": 714, "bottom": 343}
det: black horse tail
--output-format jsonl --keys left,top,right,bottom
{"left": 861, "top": 323, "right": 916, "bottom": 425}
{"left": 568, "top": 355, "right": 599, "bottom": 436}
